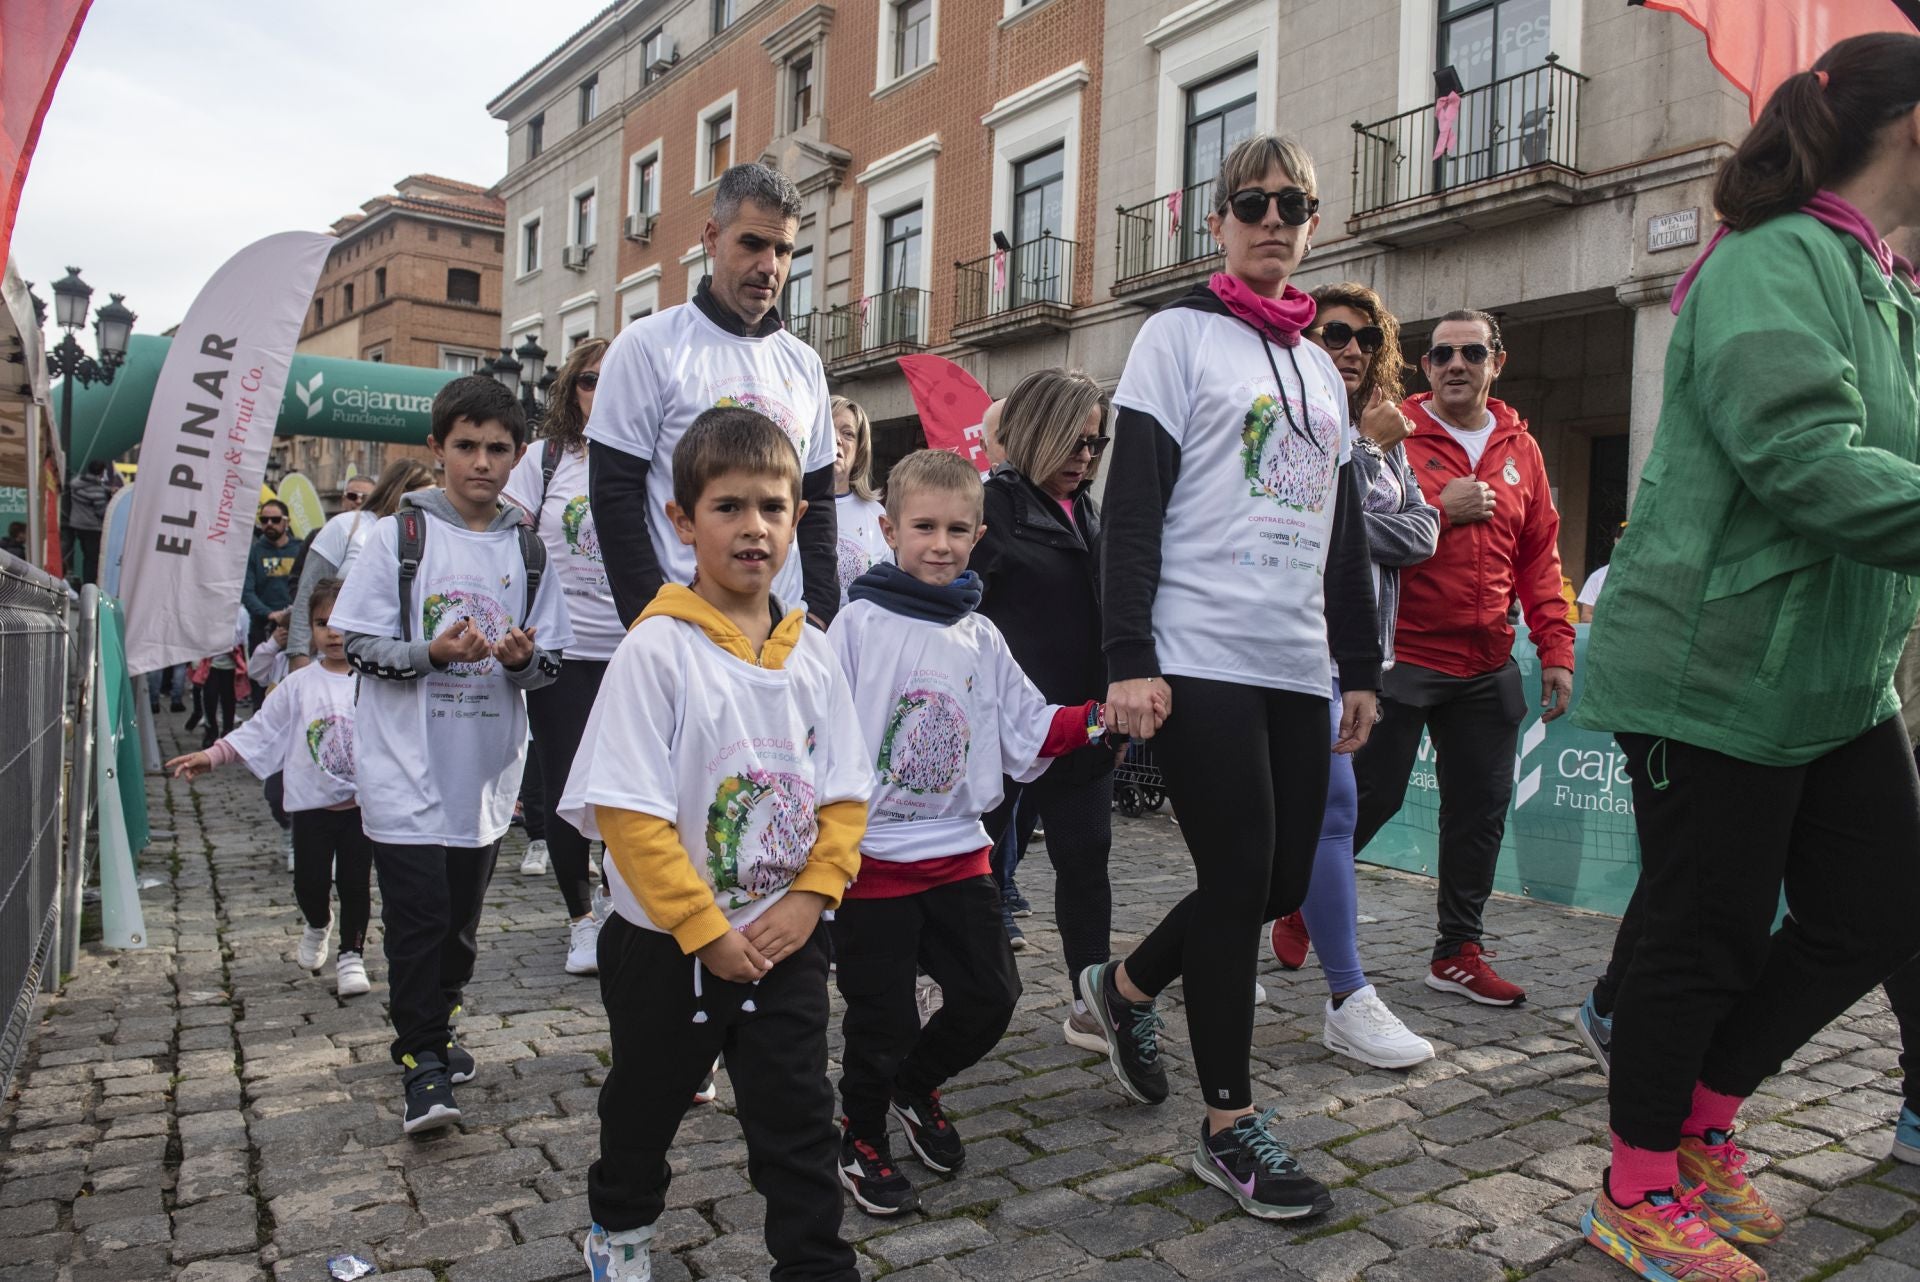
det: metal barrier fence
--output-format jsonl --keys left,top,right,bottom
{"left": 0, "top": 553, "right": 74, "bottom": 1099}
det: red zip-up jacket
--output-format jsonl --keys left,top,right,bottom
{"left": 1393, "top": 393, "right": 1575, "bottom": 678}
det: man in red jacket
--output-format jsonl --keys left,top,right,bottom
{"left": 1352, "top": 309, "right": 1575, "bottom": 1007}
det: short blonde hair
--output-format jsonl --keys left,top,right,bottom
{"left": 831, "top": 395, "right": 878, "bottom": 502}
{"left": 1001, "top": 368, "right": 1109, "bottom": 494}
{"left": 884, "top": 449, "right": 983, "bottom": 522}
{"left": 1213, "top": 133, "right": 1319, "bottom": 209}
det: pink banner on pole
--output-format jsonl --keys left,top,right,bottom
{"left": 897, "top": 353, "right": 993, "bottom": 475}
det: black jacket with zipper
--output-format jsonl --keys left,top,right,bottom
{"left": 974, "top": 465, "right": 1113, "bottom": 787}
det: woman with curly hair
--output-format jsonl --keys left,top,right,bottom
{"left": 1266, "top": 282, "right": 1439, "bottom": 1071}
{"left": 504, "top": 338, "right": 618, "bottom": 976}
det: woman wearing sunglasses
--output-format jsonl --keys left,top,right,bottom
{"left": 503, "top": 338, "right": 619, "bottom": 977}
{"left": 1086, "top": 133, "right": 1380, "bottom": 1222}
{"left": 288, "top": 459, "right": 437, "bottom": 669}
{"left": 1569, "top": 33, "right": 1920, "bottom": 1282}
{"left": 1266, "top": 283, "right": 1438, "bottom": 1071}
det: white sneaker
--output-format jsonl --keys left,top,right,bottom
{"left": 298, "top": 917, "right": 333, "bottom": 971}
{"left": 1254, "top": 980, "right": 1268, "bottom": 1005}
{"left": 1323, "top": 984, "right": 1435, "bottom": 1070}
{"left": 693, "top": 1057, "right": 720, "bottom": 1105}
{"left": 520, "top": 839, "right": 550, "bottom": 876}
{"left": 566, "top": 915, "right": 601, "bottom": 975}
{"left": 583, "top": 1221, "right": 653, "bottom": 1281}
{"left": 282, "top": 827, "right": 295, "bottom": 872}
{"left": 335, "top": 950, "right": 370, "bottom": 996}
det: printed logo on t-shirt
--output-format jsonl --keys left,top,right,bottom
{"left": 562, "top": 495, "right": 601, "bottom": 563}
{"left": 705, "top": 768, "right": 818, "bottom": 907}
{"left": 422, "top": 584, "right": 515, "bottom": 676}
{"left": 305, "top": 713, "right": 355, "bottom": 782}
{"left": 876, "top": 688, "right": 972, "bottom": 796}
{"left": 714, "top": 378, "right": 807, "bottom": 454}
{"left": 837, "top": 536, "right": 874, "bottom": 597}
{"left": 1239, "top": 390, "right": 1341, "bottom": 513}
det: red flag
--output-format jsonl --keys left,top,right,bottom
{"left": 1635, "top": 0, "right": 1918, "bottom": 122}
{"left": 0, "top": 0, "right": 90, "bottom": 262}
{"left": 897, "top": 353, "right": 993, "bottom": 475}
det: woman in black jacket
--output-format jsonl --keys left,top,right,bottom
{"left": 973, "top": 367, "right": 1116, "bottom": 1053}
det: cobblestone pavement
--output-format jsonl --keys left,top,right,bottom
{"left": 5, "top": 715, "right": 1918, "bottom": 1282}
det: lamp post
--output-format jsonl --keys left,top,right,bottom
{"left": 515, "top": 333, "right": 547, "bottom": 424}
{"left": 47, "top": 267, "right": 135, "bottom": 464}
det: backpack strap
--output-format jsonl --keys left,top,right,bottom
{"left": 395, "top": 509, "right": 425, "bottom": 643}
{"left": 517, "top": 522, "right": 547, "bottom": 620}
{"left": 531, "top": 437, "right": 562, "bottom": 533}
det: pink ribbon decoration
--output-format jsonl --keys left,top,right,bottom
{"left": 992, "top": 248, "right": 1007, "bottom": 293}
{"left": 1433, "top": 91, "right": 1462, "bottom": 160}
{"left": 1166, "top": 187, "right": 1183, "bottom": 237}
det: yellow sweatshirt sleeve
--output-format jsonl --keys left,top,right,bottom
{"left": 790, "top": 798, "right": 866, "bottom": 909}
{"left": 594, "top": 805, "right": 733, "bottom": 955}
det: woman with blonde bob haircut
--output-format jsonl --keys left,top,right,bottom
{"left": 973, "top": 368, "right": 1120, "bottom": 1045}
{"left": 832, "top": 394, "right": 890, "bottom": 607}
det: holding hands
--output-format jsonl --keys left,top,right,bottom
{"left": 1104, "top": 677, "right": 1173, "bottom": 741}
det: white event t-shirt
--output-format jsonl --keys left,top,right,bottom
{"left": 504, "top": 443, "right": 624, "bottom": 660}
{"left": 307, "top": 509, "right": 374, "bottom": 581}
{"left": 1112, "top": 307, "right": 1352, "bottom": 695}
{"left": 220, "top": 663, "right": 358, "bottom": 812}
{"left": 586, "top": 301, "right": 837, "bottom": 613}
{"left": 1577, "top": 563, "right": 1610, "bottom": 610}
{"left": 330, "top": 512, "right": 576, "bottom": 847}
{"left": 557, "top": 614, "right": 872, "bottom": 935}
{"left": 1419, "top": 402, "right": 1496, "bottom": 471}
{"left": 834, "top": 493, "right": 891, "bottom": 608}
{"left": 828, "top": 601, "right": 1056, "bottom": 863}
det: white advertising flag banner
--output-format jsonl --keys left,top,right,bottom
{"left": 122, "top": 231, "right": 332, "bottom": 674}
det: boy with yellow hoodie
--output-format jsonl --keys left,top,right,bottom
{"left": 559, "top": 407, "right": 871, "bottom": 1282}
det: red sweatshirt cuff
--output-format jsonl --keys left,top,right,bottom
{"left": 1040, "top": 701, "right": 1102, "bottom": 758}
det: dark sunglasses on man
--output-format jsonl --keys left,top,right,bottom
{"left": 1223, "top": 186, "right": 1320, "bottom": 227}
{"left": 342, "top": 490, "right": 366, "bottom": 506}
{"left": 1313, "top": 322, "right": 1385, "bottom": 354}
{"left": 1426, "top": 343, "right": 1495, "bottom": 366}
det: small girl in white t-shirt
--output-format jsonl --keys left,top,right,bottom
{"left": 167, "top": 579, "right": 372, "bottom": 997}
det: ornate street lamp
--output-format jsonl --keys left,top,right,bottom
{"left": 486, "top": 346, "right": 521, "bottom": 400}
{"left": 515, "top": 333, "right": 548, "bottom": 423}
{"left": 47, "top": 266, "right": 135, "bottom": 468}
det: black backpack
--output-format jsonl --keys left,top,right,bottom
{"left": 529, "top": 437, "right": 563, "bottom": 533}
{"left": 393, "top": 507, "right": 547, "bottom": 643}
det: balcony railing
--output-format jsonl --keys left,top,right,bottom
{"left": 1350, "top": 56, "right": 1587, "bottom": 218}
{"left": 822, "top": 287, "right": 929, "bottom": 365}
{"left": 788, "top": 309, "right": 824, "bottom": 351}
{"left": 953, "top": 234, "right": 1077, "bottom": 329}
{"left": 1114, "top": 179, "right": 1222, "bottom": 294}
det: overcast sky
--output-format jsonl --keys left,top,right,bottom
{"left": 13, "top": 0, "right": 609, "bottom": 337}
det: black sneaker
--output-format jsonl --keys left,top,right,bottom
{"left": 443, "top": 1035, "right": 475, "bottom": 1084}
{"left": 838, "top": 1125, "right": 919, "bottom": 1217}
{"left": 401, "top": 1052, "right": 462, "bottom": 1134}
{"left": 1079, "top": 962, "right": 1168, "bottom": 1104}
{"left": 890, "top": 1088, "right": 964, "bottom": 1173}
{"left": 1193, "top": 1108, "right": 1333, "bottom": 1220}
{"left": 1006, "top": 883, "right": 1032, "bottom": 918}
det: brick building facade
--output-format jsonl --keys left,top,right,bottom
{"left": 280, "top": 175, "right": 507, "bottom": 499}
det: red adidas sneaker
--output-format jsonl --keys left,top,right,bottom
{"left": 1425, "top": 941, "right": 1526, "bottom": 1006}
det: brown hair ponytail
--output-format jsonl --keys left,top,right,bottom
{"left": 1713, "top": 32, "right": 1920, "bottom": 231}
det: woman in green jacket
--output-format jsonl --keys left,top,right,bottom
{"left": 1574, "top": 27, "right": 1920, "bottom": 1282}
{"left": 1576, "top": 32, "right": 1920, "bottom": 1282}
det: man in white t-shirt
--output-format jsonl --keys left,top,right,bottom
{"left": 588, "top": 163, "right": 839, "bottom": 626}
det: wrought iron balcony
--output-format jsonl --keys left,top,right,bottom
{"left": 1350, "top": 56, "right": 1588, "bottom": 222}
{"left": 822, "top": 286, "right": 929, "bottom": 370}
{"left": 1113, "top": 180, "right": 1221, "bottom": 298}
{"left": 952, "top": 234, "right": 1077, "bottom": 345}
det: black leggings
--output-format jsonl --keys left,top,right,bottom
{"left": 266, "top": 772, "right": 289, "bottom": 830}
{"left": 526, "top": 658, "right": 609, "bottom": 918}
{"left": 292, "top": 807, "right": 373, "bottom": 954}
{"left": 985, "top": 764, "right": 1115, "bottom": 1004}
{"left": 201, "top": 669, "right": 237, "bottom": 739}
{"left": 1124, "top": 677, "right": 1331, "bottom": 1110}
{"left": 1608, "top": 719, "right": 1920, "bottom": 1149}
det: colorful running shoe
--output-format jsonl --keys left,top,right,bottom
{"left": 1192, "top": 1107, "right": 1333, "bottom": 1221}
{"left": 1584, "top": 1177, "right": 1767, "bottom": 1282}
{"left": 1576, "top": 991, "right": 1613, "bottom": 1077}
{"left": 1678, "top": 1130, "right": 1784, "bottom": 1244}
{"left": 1896, "top": 1105, "right": 1920, "bottom": 1165}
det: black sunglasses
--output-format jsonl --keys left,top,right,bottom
{"left": 342, "top": 491, "right": 366, "bottom": 504}
{"left": 1072, "top": 434, "right": 1110, "bottom": 458}
{"left": 259, "top": 514, "right": 287, "bottom": 524}
{"left": 1426, "top": 343, "right": 1494, "bottom": 366}
{"left": 1224, "top": 186, "right": 1320, "bottom": 227}
{"left": 1315, "top": 322, "right": 1385, "bottom": 354}
{"left": 576, "top": 371, "right": 600, "bottom": 389}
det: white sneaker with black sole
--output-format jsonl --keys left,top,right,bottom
{"left": 298, "top": 916, "right": 333, "bottom": 971}
{"left": 520, "top": 838, "right": 550, "bottom": 876}
{"left": 1322, "top": 985, "right": 1434, "bottom": 1069}
{"left": 566, "top": 915, "right": 601, "bottom": 975}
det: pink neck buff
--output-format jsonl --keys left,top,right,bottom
{"left": 1670, "top": 190, "right": 1916, "bottom": 315}
{"left": 1209, "top": 271, "right": 1316, "bottom": 347}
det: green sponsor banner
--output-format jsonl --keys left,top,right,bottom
{"left": 97, "top": 594, "right": 151, "bottom": 854}
{"left": 64, "top": 334, "right": 455, "bottom": 468}
{"left": 1360, "top": 625, "right": 1643, "bottom": 918}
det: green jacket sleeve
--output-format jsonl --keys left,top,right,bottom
{"left": 1693, "top": 229, "right": 1920, "bottom": 572}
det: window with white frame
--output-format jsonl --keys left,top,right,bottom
{"left": 784, "top": 247, "right": 814, "bottom": 318}
{"left": 527, "top": 113, "right": 544, "bottom": 159}
{"left": 983, "top": 64, "right": 1087, "bottom": 300}
{"left": 573, "top": 187, "right": 597, "bottom": 246}
{"left": 713, "top": 0, "right": 736, "bottom": 34}
{"left": 579, "top": 74, "right": 599, "bottom": 125}
{"left": 894, "top": 0, "right": 933, "bottom": 78}
{"left": 631, "top": 148, "right": 661, "bottom": 217}
{"left": 698, "top": 96, "right": 737, "bottom": 186}
{"left": 857, "top": 135, "right": 938, "bottom": 311}
{"left": 619, "top": 267, "right": 661, "bottom": 329}
{"left": 881, "top": 207, "right": 923, "bottom": 294}
{"left": 520, "top": 213, "right": 543, "bottom": 275}
{"left": 441, "top": 348, "right": 483, "bottom": 375}
{"left": 1439, "top": 0, "right": 1551, "bottom": 89}
{"left": 789, "top": 54, "right": 815, "bottom": 131}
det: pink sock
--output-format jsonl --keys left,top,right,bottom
{"left": 1609, "top": 1132, "right": 1678, "bottom": 1206}
{"left": 1684, "top": 1081, "right": 1744, "bottom": 1138}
